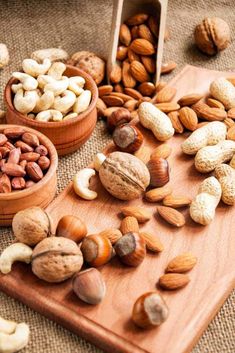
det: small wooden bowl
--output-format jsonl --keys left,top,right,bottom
{"left": 0, "top": 125, "right": 58, "bottom": 226}
{"left": 4, "top": 66, "right": 98, "bottom": 156}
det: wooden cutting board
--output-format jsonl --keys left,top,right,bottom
{"left": 1, "top": 65, "right": 235, "bottom": 353}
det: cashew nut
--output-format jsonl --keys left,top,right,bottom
{"left": 68, "top": 76, "right": 85, "bottom": 95}
{"left": 181, "top": 121, "right": 227, "bottom": 155}
{"left": 48, "top": 62, "right": 66, "bottom": 80}
{"left": 0, "top": 43, "right": 9, "bottom": 69}
{"left": 33, "top": 90, "right": 54, "bottom": 113}
{"left": 73, "top": 168, "right": 97, "bottom": 200}
{"left": 37, "top": 74, "right": 55, "bottom": 89}
{"left": 0, "top": 318, "right": 16, "bottom": 335}
{"left": 44, "top": 76, "right": 69, "bottom": 96}
{"left": 93, "top": 153, "right": 106, "bottom": 171}
{"left": 31, "top": 48, "right": 69, "bottom": 63}
{"left": 0, "top": 243, "right": 32, "bottom": 274}
{"left": 13, "top": 89, "right": 37, "bottom": 114}
{"left": 63, "top": 112, "right": 78, "bottom": 121}
{"left": 214, "top": 164, "right": 235, "bottom": 205}
{"left": 12, "top": 72, "right": 38, "bottom": 91}
{"left": 73, "top": 90, "right": 91, "bottom": 114}
{"left": 138, "top": 102, "right": 174, "bottom": 141}
{"left": 35, "top": 110, "right": 63, "bottom": 122}
{"left": 53, "top": 90, "right": 76, "bottom": 113}
{"left": 11, "top": 83, "right": 23, "bottom": 94}
{"left": 0, "top": 322, "right": 30, "bottom": 353}
{"left": 22, "top": 58, "right": 51, "bottom": 77}
{"left": 195, "top": 140, "right": 235, "bottom": 173}
{"left": 190, "top": 176, "right": 222, "bottom": 225}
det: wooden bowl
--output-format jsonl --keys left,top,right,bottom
{"left": 4, "top": 66, "right": 98, "bottom": 156}
{"left": 0, "top": 124, "right": 58, "bottom": 226}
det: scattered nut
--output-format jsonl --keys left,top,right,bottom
{"left": 56, "top": 215, "right": 87, "bottom": 243}
{"left": 0, "top": 243, "right": 32, "bottom": 274}
{"left": 114, "top": 232, "right": 146, "bottom": 267}
{"left": 81, "top": 234, "right": 112, "bottom": 267}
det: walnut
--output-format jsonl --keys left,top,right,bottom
{"left": 99, "top": 151, "right": 150, "bottom": 200}
{"left": 194, "top": 17, "right": 231, "bottom": 55}
{"left": 67, "top": 51, "right": 105, "bottom": 85}
{"left": 12, "top": 207, "right": 51, "bottom": 246}
{"left": 32, "top": 237, "right": 83, "bottom": 283}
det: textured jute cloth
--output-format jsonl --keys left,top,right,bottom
{"left": 0, "top": 0, "right": 234, "bottom": 352}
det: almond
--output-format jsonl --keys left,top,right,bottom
{"left": 130, "top": 38, "right": 155, "bottom": 56}
{"left": 177, "top": 94, "right": 203, "bottom": 106}
{"left": 98, "top": 85, "right": 113, "bottom": 97}
{"left": 127, "top": 48, "right": 140, "bottom": 62}
{"left": 131, "top": 26, "right": 139, "bottom": 39}
{"left": 109, "top": 64, "right": 122, "bottom": 84}
{"left": 130, "top": 61, "right": 150, "bottom": 82}
{"left": 126, "top": 13, "right": 149, "bottom": 26}
{"left": 123, "top": 99, "right": 138, "bottom": 112}
{"left": 227, "top": 108, "right": 235, "bottom": 119}
{"left": 1, "top": 163, "right": 26, "bottom": 177}
{"left": 151, "top": 144, "right": 172, "bottom": 159}
{"left": 96, "top": 98, "right": 107, "bottom": 117}
{"left": 99, "top": 228, "right": 122, "bottom": 244}
{"left": 168, "top": 111, "right": 184, "bottom": 133}
{"left": 162, "top": 195, "right": 191, "bottom": 208}
{"left": 155, "top": 85, "right": 177, "bottom": 103}
{"left": 119, "top": 24, "right": 131, "bottom": 46}
{"left": 148, "top": 16, "right": 159, "bottom": 38}
{"left": 227, "top": 125, "right": 235, "bottom": 141}
{"left": 145, "top": 186, "right": 173, "bottom": 202}
{"left": 158, "top": 273, "right": 190, "bottom": 290}
{"left": 161, "top": 61, "right": 177, "bottom": 74}
{"left": 155, "top": 102, "right": 180, "bottom": 113}
{"left": 166, "top": 253, "right": 197, "bottom": 273}
{"left": 116, "top": 46, "right": 128, "bottom": 61}
{"left": 121, "top": 206, "right": 151, "bottom": 223}
{"left": 207, "top": 98, "right": 225, "bottom": 110}
{"left": 140, "top": 232, "right": 164, "bottom": 252}
{"left": 109, "top": 92, "right": 132, "bottom": 102}
{"left": 157, "top": 206, "right": 185, "bottom": 227}
{"left": 122, "top": 61, "right": 137, "bottom": 88}
{"left": 0, "top": 173, "right": 11, "bottom": 193}
{"left": 124, "top": 88, "right": 143, "bottom": 100}
{"left": 178, "top": 107, "right": 198, "bottom": 131}
{"left": 134, "top": 145, "right": 151, "bottom": 164}
{"left": 120, "top": 216, "right": 139, "bottom": 234}
{"left": 138, "top": 82, "right": 156, "bottom": 96}
{"left": 102, "top": 95, "right": 124, "bottom": 107}
{"left": 103, "top": 107, "right": 121, "bottom": 118}
{"left": 192, "top": 101, "right": 227, "bottom": 121}
{"left": 138, "top": 24, "right": 155, "bottom": 43}
{"left": 141, "top": 56, "right": 156, "bottom": 74}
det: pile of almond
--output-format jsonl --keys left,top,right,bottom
{"left": 0, "top": 127, "right": 50, "bottom": 192}
{"left": 96, "top": 12, "right": 177, "bottom": 120}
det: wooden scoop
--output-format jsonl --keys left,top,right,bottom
{"left": 107, "top": 0, "right": 168, "bottom": 85}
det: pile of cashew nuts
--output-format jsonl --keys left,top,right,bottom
{"left": 12, "top": 58, "right": 92, "bottom": 122}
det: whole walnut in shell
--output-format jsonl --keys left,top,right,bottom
{"left": 194, "top": 17, "right": 231, "bottom": 55}
{"left": 67, "top": 51, "right": 105, "bottom": 85}
{"left": 99, "top": 151, "right": 150, "bottom": 200}
{"left": 32, "top": 237, "right": 83, "bottom": 283}
{"left": 12, "top": 207, "right": 50, "bottom": 246}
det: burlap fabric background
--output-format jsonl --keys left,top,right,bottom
{"left": 0, "top": 0, "right": 234, "bottom": 352}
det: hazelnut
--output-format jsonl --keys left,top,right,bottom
{"left": 147, "top": 157, "right": 169, "bottom": 187}
{"left": 132, "top": 291, "right": 169, "bottom": 328}
{"left": 99, "top": 151, "right": 150, "bottom": 200}
{"left": 12, "top": 207, "right": 51, "bottom": 246}
{"left": 72, "top": 268, "right": 106, "bottom": 305}
{"left": 112, "top": 124, "right": 143, "bottom": 153}
{"left": 80, "top": 234, "right": 113, "bottom": 267}
{"left": 107, "top": 108, "right": 132, "bottom": 132}
{"left": 56, "top": 215, "right": 87, "bottom": 243}
{"left": 32, "top": 237, "right": 83, "bottom": 283}
{"left": 114, "top": 232, "right": 146, "bottom": 267}
{"left": 194, "top": 17, "right": 231, "bottom": 55}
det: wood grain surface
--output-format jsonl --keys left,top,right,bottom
{"left": 0, "top": 65, "right": 235, "bottom": 353}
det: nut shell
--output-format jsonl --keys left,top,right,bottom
{"left": 99, "top": 151, "right": 150, "bottom": 200}
{"left": 32, "top": 237, "right": 83, "bottom": 283}
{"left": 12, "top": 207, "right": 50, "bottom": 246}
{"left": 114, "top": 232, "right": 146, "bottom": 267}
{"left": 80, "top": 234, "right": 112, "bottom": 267}
{"left": 194, "top": 17, "right": 231, "bottom": 55}
{"left": 147, "top": 157, "right": 169, "bottom": 187}
{"left": 56, "top": 215, "right": 87, "bottom": 243}
{"left": 112, "top": 124, "right": 143, "bottom": 153}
